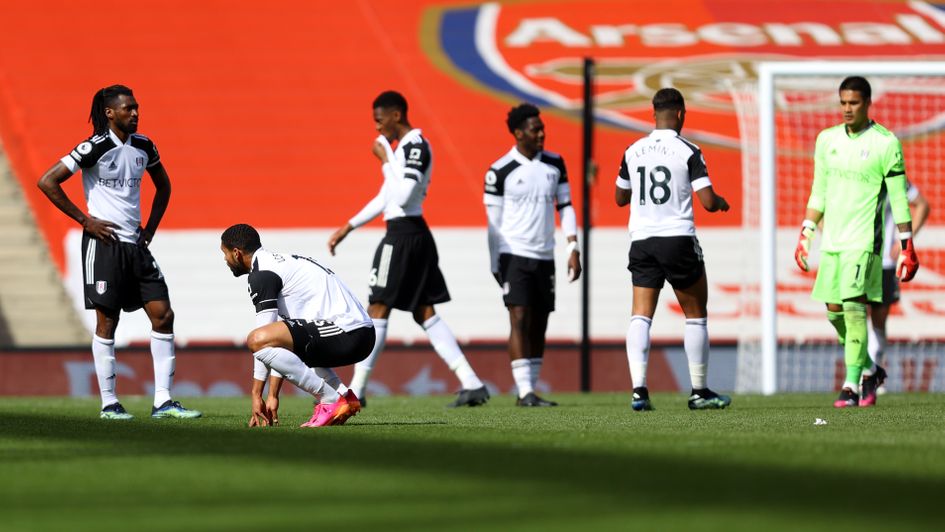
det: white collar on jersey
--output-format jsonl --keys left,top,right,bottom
{"left": 508, "top": 146, "right": 541, "bottom": 165}
{"left": 397, "top": 128, "right": 422, "bottom": 147}
{"left": 108, "top": 129, "right": 131, "bottom": 145}
{"left": 649, "top": 129, "right": 679, "bottom": 139}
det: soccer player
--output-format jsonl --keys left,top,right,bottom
{"left": 866, "top": 183, "right": 929, "bottom": 400}
{"left": 327, "top": 91, "right": 488, "bottom": 408}
{"left": 37, "top": 85, "right": 200, "bottom": 420}
{"left": 221, "top": 224, "right": 374, "bottom": 428}
{"left": 615, "top": 88, "right": 731, "bottom": 411}
{"left": 795, "top": 76, "right": 919, "bottom": 408}
{"left": 484, "top": 103, "right": 582, "bottom": 407}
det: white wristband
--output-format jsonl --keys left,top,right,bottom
{"left": 899, "top": 231, "right": 913, "bottom": 240}
{"left": 566, "top": 241, "right": 579, "bottom": 255}
{"left": 801, "top": 219, "right": 817, "bottom": 230}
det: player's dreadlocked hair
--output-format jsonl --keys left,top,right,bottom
{"left": 652, "top": 88, "right": 685, "bottom": 112}
{"left": 373, "top": 90, "right": 408, "bottom": 119}
{"left": 839, "top": 76, "right": 872, "bottom": 102}
{"left": 88, "top": 85, "right": 134, "bottom": 135}
{"left": 506, "top": 103, "right": 540, "bottom": 133}
{"left": 221, "top": 224, "right": 262, "bottom": 253}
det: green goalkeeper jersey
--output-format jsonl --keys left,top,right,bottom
{"left": 807, "top": 121, "right": 912, "bottom": 253}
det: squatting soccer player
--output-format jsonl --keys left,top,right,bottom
{"left": 221, "top": 224, "right": 374, "bottom": 428}
{"left": 795, "top": 76, "right": 919, "bottom": 408}
{"left": 37, "top": 85, "right": 200, "bottom": 420}
{"left": 615, "top": 88, "right": 731, "bottom": 411}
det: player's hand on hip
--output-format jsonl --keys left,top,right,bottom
{"left": 135, "top": 226, "right": 153, "bottom": 248}
{"left": 794, "top": 221, "right": 816, "bottom": 272}
{"left": 83, "top": 216, "right": 119, "bottom": 244}
{"left": 372, "top": 140, "right": 389, "bottom": 163}
{"left": 265, "top": 395, "right": 280, "bottom": 426}
{"left": 897, "top": 238, "right": 919, "bottom": 282}
{"left": 248, "top": 395, "right": 272, "bottom": 427}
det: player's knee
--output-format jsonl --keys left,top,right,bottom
{"left": 246, "top": 329, "right": 271, "bottom": 353}
{"left": 151, "top": 308, "right": 175, "bottom": 331}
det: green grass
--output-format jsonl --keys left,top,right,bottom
{"left": 1, "top": 393, "right": 943, "bottom": 531}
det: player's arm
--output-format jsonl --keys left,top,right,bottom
{"left": 329, "top": 178, "right": 388, "bottom": 256}
{"left": 885, "top": 140, "right": 918, "bottom": 281}
{"left": 36, "top": 161, "right": 118, "bottom": 241}
{"left": 554, "top": 158, "right": 581, "bottom": 282}
{"left": 687, "top": 148, "right": 728, "bottom": 213}
{"left": 140, "top": 162, "right": 171, "bottom": 247}
{"left": 247, "top": 271, "right": 284, "bottom": 427}
{"left": 615, "top": 155, "right": 632, "bottom": 206}
{"left": 796, "top": 134, "right": 829, "bottom": 272}
{"left": 484, "top": 168, "right": 508, "bottom": 285}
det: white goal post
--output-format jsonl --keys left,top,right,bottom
{"left": 755, "top": 61, "right": 945, "bottom": 395}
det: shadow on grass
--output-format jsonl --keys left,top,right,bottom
{"left": 2, "top": 410, "right": 942, "bottom": 527}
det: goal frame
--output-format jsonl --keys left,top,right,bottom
{"left": 756, "top": 61, "right": 945, "bottom": 395}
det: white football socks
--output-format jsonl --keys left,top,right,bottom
{"left": 528, "top": 358, "right": 543, "bottom": 392}
{"left": 868, "top": 325, "right": 886, "bottom": 368}
{"left": 349, "top": 318, "right": 387, "bottom": 398}
{"left": 313, "top": 367, "right": 348, "bottom": 395}
{"left": 626, "top": 315, "right": 652, "bottom": 388}
{"left": 511, "top": 358, "right": 532, "bottom": 398}
{"left": 92, "top": 335, "right": 118, "bottom": 408}
{"left": 151, "top": 331, "right": 175, "bottom": 408}
{"left": 423, "top": 315, "right": 483, "bottom": 390}
{"left": 254, "top": 347, "right": 338, "bottom": 403}
{"left": 685, "top": 318, "right": 709, "bottom": 389}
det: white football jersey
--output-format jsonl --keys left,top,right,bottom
{"left": 247, "top": 248, "right": 372, "bottom": 331}
{"left": 616, "top": 129, "right": 712, "bottom": 242}
{"left": 60, "top": 129, "right": 160, "bottom": 243}
{"left": 483, "top": 147, "right": 571, "bottom": 260}
{"left": 384, "top": 129, "right": 432, "bottom": 220}
{"left": 881, "top": 182, "right": 919, "bottom": 269}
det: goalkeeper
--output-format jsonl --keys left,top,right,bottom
{"left": 795, "top": 76, "right": 919, "bottom": 408}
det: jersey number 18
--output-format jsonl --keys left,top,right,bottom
{"left": 636, "top": 166, "right": 671, "bottom": 206}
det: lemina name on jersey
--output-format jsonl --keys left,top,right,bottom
{"left": 247, "top": 249, "right": 372, "bottom": 332}
{"left": 483, "top": 147, "right": 571, "bottom": 260}
{"left": 59, "top": 129, "right": 161, "bottom": 243}
{"left": 616, "top": 129, "right": 711, "bottom": 242}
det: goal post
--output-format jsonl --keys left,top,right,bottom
{"left": 742, "top": 61, "right": 945, "bottom": 395}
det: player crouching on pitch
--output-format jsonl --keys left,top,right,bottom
{"left": 221, "top": 224, "right": 375, "bottom": 427}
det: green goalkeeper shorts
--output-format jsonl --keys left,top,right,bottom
{"left": 812, "top": 250, "right": 882, "bottom": 304}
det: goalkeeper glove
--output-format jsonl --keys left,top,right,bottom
{"left": 794, "top": 220, "right": 816, "bottom": 272}
{"left": 896, "top": 234, "right": 919, "bottom": 282}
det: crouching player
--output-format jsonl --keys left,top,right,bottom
{"left": 220, "top": 224, "right": 375, "bottom": 427}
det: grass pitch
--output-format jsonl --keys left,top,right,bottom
{"left": 1, "top": 393, "right": 943, "bottom": 531}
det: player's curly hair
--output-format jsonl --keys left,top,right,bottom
{"left": 89, "top": 85, "right": 134, "bottom": 135}
{"left": 840, "top": 76, "right": 872, "bottom": 102}
{"left": 652, "top": 88, "right": 685, "bottom": 111}
{"left": 373, "top": 90, "right": 408, "bottom": 119}
{"left": 221, "top": 224, "right": 262, "bottom": 252}
{"left": 506, "top": 103, "right": 540, "bottom": 133}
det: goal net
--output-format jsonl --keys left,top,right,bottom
{"left": 731, "top": 61, "right": 945, "bottom": 394}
